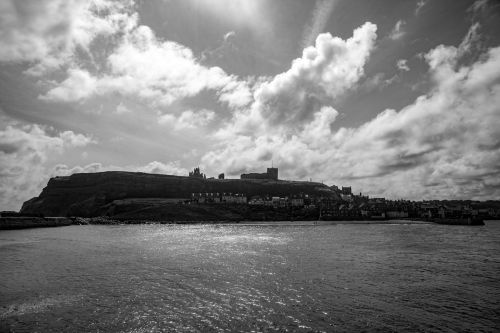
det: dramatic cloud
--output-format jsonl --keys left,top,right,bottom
{"left": 389, "top": 20, "right": 406, "bottom": 40}
{"left": 0, "top": 0, "right": 134, "bottom": 74}
{"left": 0, "top": 114, "right": 95, "bottom": 210}
{"left": 39, "top": 4, "right": 248, "bottom": 110}
{"left": 217, "top": 79, "right": 254, "bottom": 109}
{"left": 202, "top": 25, "right": 500, "bottom": 200}
{"left": 94, "top": 25, "right": 235, "bottom": 106}
{"left": 0, "top": 109, "right": 186, "bottom": 210}
{"left": 219, "top": 22, "right": 377, "bottom": 137}
{"left": 1, "top": 1, "right": 499, "bottom": 208}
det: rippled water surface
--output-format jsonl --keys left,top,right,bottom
{"left": 1, "top": 222, "right": 499, "bottom": 332}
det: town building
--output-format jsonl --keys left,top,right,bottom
{"left": 240, "top": 167, "right": 278, "bottom": 180}
{"left": 290, "top": 195, "right": 305, "bottom": 207}
{"left": 221, "top": 193, "right": 247, "bottom": 204}
{"left": 271, "top": 196, "right": 288, "bottom": 208}
{"left": 191, "top": 192, "right": 221, "bottom": 204}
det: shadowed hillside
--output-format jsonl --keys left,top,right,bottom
{"left": 21, "top": 171, "right": 339, "bottom": 217}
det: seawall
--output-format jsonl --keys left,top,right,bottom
{"left": 0, "top": 217, "right": 73, "bottom": 230}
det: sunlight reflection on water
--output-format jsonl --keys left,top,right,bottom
{"left": 0, "top": 222, "right": 499, "bottom": 332}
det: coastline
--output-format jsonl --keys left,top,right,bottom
{"left": 0, "top": 216, "right": 462, "bottom": 230}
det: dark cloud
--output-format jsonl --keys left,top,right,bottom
{"left": 0, "top": 142, "right": 20, "bottom": 154}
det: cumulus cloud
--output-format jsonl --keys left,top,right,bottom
{"left": 217, "top": 80, "right": 254, "bottom": 109}
{"left": 115, "top": 102, "right": 131, "bottom": 114}
{"left": 0, "top": 0, "right": 134, "bottom": 74}
{"left": 397, "top": 59, "right": 410, "bottom": 71}
{"left": 136, "top": 161, "right": 187, "bottom": 175}
{"left": 221, "top": 22, "right": 377, "bottom": 137}
{"left": 202, "top": 24, "right": 500, "bottom": 200}
{"left": 41, "top": 68, "right": 97, "bottom": 102}
{"left": 0, "top": 114, "right": 95, "bottom": 210}
{"left": 37, "top": 4, "right": 249, "bottom": 112}
{"left": 389, "top": 20, "right": 406, "bottom": 40}
{"left": 158, "top": 109, "right": 215, "bottom": 130}
{"left": 94, "top": 25, "right": 234, "bottom": 106}
{"left": 52, "top": 160, "right": 187, "bottom": 177}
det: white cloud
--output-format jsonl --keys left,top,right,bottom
{"left": 223, "top": 31, "right": 236, "bottom": 42}
{"left": 468, "top": 0, "right": 490, "bottom": 15}
{"left": 202, "top": 24, "right": 500, "bottom": 200}
{"left": 115, "top": 102, "right": 131, "bottom": 114}
{"left": 42, "top": 68, "right": 97, "bottom": 102}
{"left": 158, "top": 109, "right": 215, "bottom": 130}
{"left": 415, "top": 0, "right": 427, "bottom": 15}
{"left": 97, "top": 25, "right": 233, "bottom": 106}
{"left": 458, "top": 23, "right": 482, "bottom": 57}
{"left": 360, "top": 73, "right": 399, "bottom": 92}
{"left": 135, "top": 161, "right": 187, "bottom": 175}
{"left": 0, "top": 114, "right": 95, "bottom": 210}
{"left": 157, "top": 114, "right": 177, "bottom": 126}
{"left": 301, "top": 0, "right": 338, "bottom": 49}
{"left": 221, "top": 22, "right": 377, "bottom": 138}
{"left": 0, "top": 0, "right": 134, "bottom": 74}
{"left": 397, "top": 59, "right": 410, "bottom": 71}
{"left": 52, "top": 160, "right": 188, "bottom": 177}
{"left": 38, "top": 6, "right": 249, "bottom": 112}
{"left": 218, "top": 80, "right": 254, "bottom": 109}
{"left": 389, "top": 20, "right": 406, "bottom": 40}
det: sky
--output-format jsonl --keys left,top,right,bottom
{"left": 1, "top": 0, "right": 500, "bottom": 210}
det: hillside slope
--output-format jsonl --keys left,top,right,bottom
{"left": 20, "top": 171, "right": 339, "bottom": 217}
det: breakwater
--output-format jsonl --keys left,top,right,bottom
{"left": 0, "top": 217, "right": 72, "bottom": 230}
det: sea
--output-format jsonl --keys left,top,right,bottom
{"left": 0, "top": 222, "right": 499, "bottom": 332}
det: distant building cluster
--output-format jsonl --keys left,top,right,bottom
{"left": 241, "top": 168, "right": 278, "bottom": 180}
{"left": 183, "top": 166, "right": 500, "bottom": 220}
{"left": 190, "top": 193, "right": 312, "bottom": 208}
{"left": 191, "top": 193, "right": 247, "bottom": 204}
{"left": 187, "top": 187, "right": 500, "bottom": 220}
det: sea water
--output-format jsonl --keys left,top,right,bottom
{"left": 1, "top": 222, "right": 499, "bottom": 332}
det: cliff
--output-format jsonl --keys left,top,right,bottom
{"left": 20, "top": 171, "right": 340, "bottom": 217}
